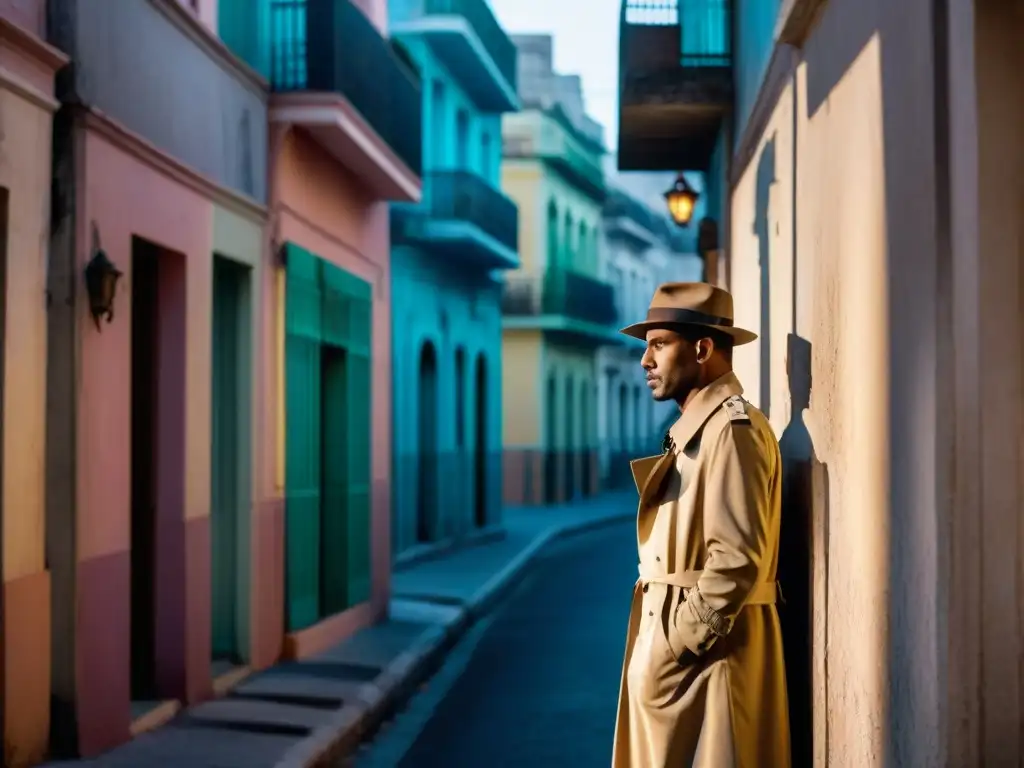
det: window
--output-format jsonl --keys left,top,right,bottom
{"left": 455, "top": 348, "right": 466, "bottom": 447}
{"left": 480, "top": 131, "right": 492, "bottom": 181}
{"left": 547, "top": 200, "right": 559, "bottom": 268}
{"left": 455, "top": 109, "right": 470, "bottom": 169}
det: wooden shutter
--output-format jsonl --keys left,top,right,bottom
{"left": 284, "top": 243, "right": 323, "bottom": 632}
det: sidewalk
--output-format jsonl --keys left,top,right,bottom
{"left": 45, "top": 490, "right": 636, "bottom": 768}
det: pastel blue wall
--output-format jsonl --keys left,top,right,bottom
{"left": 733, "top": 0, "right": 782, "bottom": 146}
{"left": 388, "top": 33, "right": 509, "bottom": 556}
{"left": 405, "top": 36, "right": 504, "bottom": 182}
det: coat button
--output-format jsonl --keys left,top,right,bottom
{"left": 649, "top": 611, "right": 654, "bottom": 616}
{"left": 642, "top": 584, "right": 649, "bottom": 593}
{"left": 656, "top": 556, "right": 661, "bottom": 562}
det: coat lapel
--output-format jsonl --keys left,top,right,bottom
{"left": 667, "top": 371, "right": 745, "bottom": 454}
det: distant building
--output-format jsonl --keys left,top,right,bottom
{"left": 388, "top": 0, "right": 520, "bottom": 558}
{"left": 500, "top": 34, "right": 615, "bottom": 505}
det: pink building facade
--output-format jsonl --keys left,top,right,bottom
{"left": 248, "top": 0, "right": 421, "bottom": 658}
{"left": 44, "top": 0, "right": 271, "bottom": 759}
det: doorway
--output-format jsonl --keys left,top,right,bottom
{"left": 129, "top": 239, "right": 185, "bottom": 715}
{"left": 320, "top": 344, "right": 349, "bottom": 616}
{"left": 210, "top": 256, "right": 252, "bottom": 672}
{"left": 544, "top": 373, "right": 558, "bottom": 503}
{"left": 473, "top": 355, "right": 487, "bottom": 527}
{"left": 564, "top": 376, "right": 575, "bottom": 501}
{"left": 130, "top": 241, "right": 158, "bottom": 705}
{"left": 579, "top": 381, "right": 591, "bottom": 497}
{"left": 416, "top": 342, "right": 438, "bottom": 542}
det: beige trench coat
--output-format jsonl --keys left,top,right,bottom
{"left": 612, "top": 372, "right": 790, "bottom": 768}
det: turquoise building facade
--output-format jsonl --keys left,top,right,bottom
{"left": 388, "top": 0, "right": 520, "bottom": 558}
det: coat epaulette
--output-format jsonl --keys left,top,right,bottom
{"left": 723, "top": 394, "right": 751, "bottom": 423}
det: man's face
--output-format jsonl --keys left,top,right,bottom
{"left": 640, "top": 328, "right": 701, "bottom": 402}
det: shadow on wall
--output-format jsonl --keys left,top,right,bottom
{"left": 778, "top": 332, "right": 829, "bottom": 768}
{"left": 754, "top": 136, "right": 776, "bottom": 419}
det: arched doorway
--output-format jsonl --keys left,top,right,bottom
{"left": 474, "top": 355, "right": 487, "bottom": 527}
{"left": 564, "top": 376, "right": 575, "bottom": 501}
{"left": 417, "top": 341, "right": 438, "bottom": 542}
{"left": 545, "top": 373, "right": 558, "bottom": 503}
{"left": 580, "top": 380, "right": 591, "bottom": 496}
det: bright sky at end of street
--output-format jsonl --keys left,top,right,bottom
{"left": 489, "top": 0, "right": 621, "bottom": 148}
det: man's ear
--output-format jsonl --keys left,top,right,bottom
{"left": 695, "top": 337, "right": 713, "bottom": 364}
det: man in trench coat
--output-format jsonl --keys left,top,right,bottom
{"left": 612, "top": 282, "right": 790, "bottom": 768}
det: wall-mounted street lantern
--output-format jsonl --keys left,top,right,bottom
{"left": 84, "top": 222, "right": 122, "bottom": 331}
{"left": 664, "top": 173, "right": 700, "bottom": 228}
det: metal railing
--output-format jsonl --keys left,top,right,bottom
{"left": 503, "top": 111, "right": 605, "bottom": 197}
{"left": 427, "top": 170, "right": 519, "bottom": 252}
{"left": 502, "top": 269, "right": 618, "bottom": 327}
{"left": 604, "top": 189, "right": 660, "bottom": 235}
{"left": 622, "top": 0, "right": 731, "bottom": 67}
{"left": 269, "top": 0, "right": 423, "bottom": 175}
{"left": 424, "top": 0, "right": 517, "bottom": 91}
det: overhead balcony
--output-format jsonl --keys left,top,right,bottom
{"left": 392, "top": 169, "right": 520, "bottom": 270}
{"left": 503, "top": 107, "right": 606, "bottom": 201}
{"left": 390, "top": 0, "right": 519, "bottom": 112}
{"left": 501, "top": 268, "right": 619, "bottom": 346}
{"left": 603, "top": 189, "right": 663, "bottom": 250}
{"left": 618, "top": 0, "right": 733, "bottom": 172}
{"left": 268, "top": 0, "right": 423, "bottom": 201}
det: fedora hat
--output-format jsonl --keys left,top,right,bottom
{"left": 619, "top": 282, "right": 758, "bottom": 346}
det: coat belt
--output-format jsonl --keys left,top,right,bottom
{"left": 637, "top": 565, "right": 778, "bottom": 605}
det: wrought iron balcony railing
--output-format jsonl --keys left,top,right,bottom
{"left": 427, "top": 170, "right": 519, "bottom": 252}
{"left": 269, "top": 0, "right": 423, "bottom": 176}
{"left": 502, "top": 269, "right": 618, "bottom": 327}
{"left": 503, "top": 108, "right": 605, "bottom": 199}
{"left": 604, "top": 189, "right": 660, "bottom": 235}
{"left": 622, "top": 0, "right": 732, "bottom": 68}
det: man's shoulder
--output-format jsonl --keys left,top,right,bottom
{"left": 703, "top": 395, "right": 776, "bottom": 451}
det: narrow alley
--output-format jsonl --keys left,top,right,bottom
{"left": 353, "top": 520, "right": 635, "bottom": 767}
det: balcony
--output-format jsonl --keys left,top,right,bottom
{"left": 503, "top": 107, "right": 606, "bottom": 201}
{"left": 502, "top": 269, "right": 619, "bottom": 346}
{"left": 618, "top": 0, "right": 733, "bottom": 172}
{"left": 390, "top": 0, "right": 518, "bottom": 112}
{"left": 603, "top": 189, "right": 662, "bottom": 250}
{"left": 392, "top": 170, "right": 520, "bottom": 270}
{"left": 268, "top": 0, "right": 423, "bottom": 201}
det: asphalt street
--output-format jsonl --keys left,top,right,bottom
{"left": 352, "top": 519, "right": 637, "bottom": 768}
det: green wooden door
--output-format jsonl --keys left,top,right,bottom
{"left": 211, "top": 257, "right": 241, "bottom": 659}
{"left": 285, "top": 245, "right": 372, "bottom": 629}
{"left": 285, "top": 244, "right": 323, "bottom": 632}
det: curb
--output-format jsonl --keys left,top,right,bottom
{"left": 282, "top": 507, "right": 634, "bottom": 767}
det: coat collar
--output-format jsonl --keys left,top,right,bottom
{"left": 668, "top": 370, "right": 744, "bottom": 453}
{"left": 630, "top": 371, "right": 745, "bottom": 513}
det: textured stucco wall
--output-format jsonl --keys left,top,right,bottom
{"left": 729, "top": 0, "right": 947, "bottom": 761}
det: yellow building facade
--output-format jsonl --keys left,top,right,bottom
{"left": 499, "top": 107, "right": 615, "bottom": 505}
